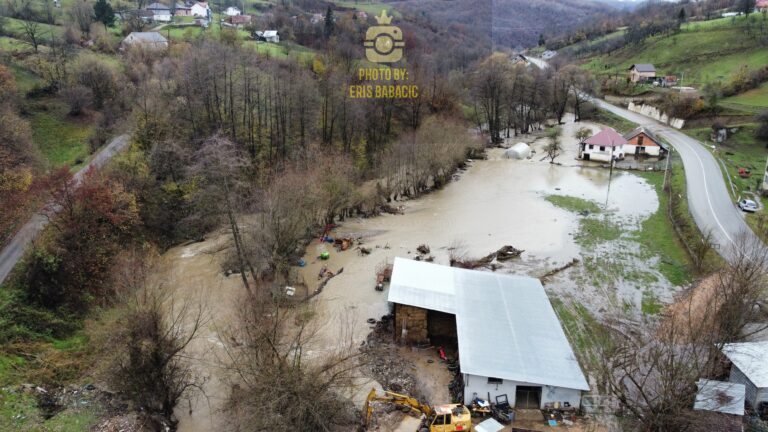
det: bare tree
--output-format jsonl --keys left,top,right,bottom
{"left": 222, "top": 289, "right": 361, "bottom": 431}
{"left": 190, "top": 135, "right": 257, "bottom": 293}
{"left": 107, "top": 262, "right": 208, "bottom": 428}
{"left": 68, "top": 0, "right": 94, "bottom": 38}
{"left": 545, "top": 126, "right": 563, "bottom": 163}
{"left": 20, "top": 16, "right": 44, "bottom": 53}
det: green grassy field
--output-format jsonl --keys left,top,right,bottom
{"left": 722, "top": 82, "right": 768, "bottom": 111}
{"left": 30, "top": 100, "right": 93, "bottom": 169}
{"left": 331, "top": 0, "right": 400, "bottom": 18}
{"left": 581, "top": 15, "right": 768, "bottom": 91}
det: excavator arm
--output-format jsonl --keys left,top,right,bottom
{"left": 363, "top": 388, "right": 433, "bottom": 427}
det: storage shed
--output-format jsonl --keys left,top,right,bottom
{"left": 503, "top": 142, "right": 531, "bottom": 160}
{"left": 387, "top": 258, "right": 589, "bottom": 409}
{"left": 722, "top": 341, "right": 768, "bottom": 410}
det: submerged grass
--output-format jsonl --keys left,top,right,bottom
{"left": 545, "top": 195, "right": 602, "bottom": 214}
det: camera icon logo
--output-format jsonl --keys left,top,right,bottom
{"left": 364, "top": 10, "right": 404, "bottom": 63}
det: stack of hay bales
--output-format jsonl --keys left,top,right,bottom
{"left": 395, "top": 304, "right": 428, "bottom": 343}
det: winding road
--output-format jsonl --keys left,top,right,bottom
{"left": 591, "top": 99, "right": 760, "bottom": 261}
{"left": 0, "top": 134, "right": 131, "bottom": 285}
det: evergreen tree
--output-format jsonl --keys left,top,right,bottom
{"left": 324, "top": 6, "right": 334, "bottom": 38}
{"left": 677, "top": 7, "right": 686, "bottom": 23}
{"left": 94, "top": 0, "right": 115, "bottom": 28}
{"left": 538, "top": 33, "right": 545, "bottom": 47}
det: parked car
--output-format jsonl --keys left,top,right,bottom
{"left": 738, "top": 199, "right": 758, "bottom": 213}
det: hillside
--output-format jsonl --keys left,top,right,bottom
{"left": 395, "top": 0, "right": 612, "bottom": 48}
{"left": 577, "top": 15, "right": 768, "bottom": 106}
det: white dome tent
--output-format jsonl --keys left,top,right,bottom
{"left": 503, "top": 142, "right": 531, "bottom": 159}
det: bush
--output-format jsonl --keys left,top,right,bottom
{"left": 60, "top": 84, "right": 93, "bottom": 115}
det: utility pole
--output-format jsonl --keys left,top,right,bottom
{"left": 663, "top": 146, "right": 672, "bottom": 190}
{"left": 605, "top": 141, "right": 616, "bottom": 209}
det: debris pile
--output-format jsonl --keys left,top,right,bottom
{"left": 361, "top": 316, "right": 422, "bottom": 398}
{"left": 450, "top": 245, "right": 523, "bottom": 270}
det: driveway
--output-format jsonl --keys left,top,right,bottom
{"left": 590, "top": 99, "right": 760, "bottom": 261}
{"left": 0, "top": 134, "right": 131, "bottom": 285}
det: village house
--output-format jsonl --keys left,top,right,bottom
{"left": 254, "top": 30, "right": 279, "bottom": 43}
{"left": 229, "top": 14, "right": 251, "bottom": 26}
{"left": 759, "top": 0, "right": 768, "bottom": 11}
{"left": 145, "top": 2, "right": 172, "bottom": 22}
{"left": 541, "top": 50, "right": 557, "bottom": 60}
{"left": 628, "top": 63, "right": 656, "bottom": 83}
{"left": 722, "top": 341, "right": 768, "bottom": 415}
{"left": 388, "top": 258, "right": 590, "bottom": 409}
{"left": 579, "top": 127, "right": 626, "bottom": 162}
{"left": 310, "top": 13, "right": 324, "bottom": 24}
{"left": 191, "top": 1, "right": 210, "bottom": 17}
{"left": 121, "top": 32, "right": 169, "bottom": 50}
{"left": 174, "top": 3, "right": 192, "bottom": 16}
{"left": 224, "top": 6, "right": 241, "bottom": 16}
{"left": 623, "top": 127, "right": 668, "bottom": 158}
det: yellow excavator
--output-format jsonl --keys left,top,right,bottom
{"left": 363, "top": 388, "right": 473, "bottom": 432}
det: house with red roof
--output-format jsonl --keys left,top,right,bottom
{"left": 757, "top": 0, "right": 768, "bottom": 11}
{"left": 579, "top": 127, "right": 626, "bottom": 162}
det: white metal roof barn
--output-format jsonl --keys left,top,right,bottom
{"left": 388, "top": 258, "right": 589, "bottom": 407}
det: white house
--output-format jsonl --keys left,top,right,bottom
{"left": 255, "top": 30, "right": 279, "bottom": 43}
{"left": 191, "top": 1, "right": 210, "bottom": 17}
{"left": 224, "top": 6, "right": 241, "bottom": 16}
{"left": 722, "top": 342, "right": 768, "bottom": 410}
{"left": 145, "top": 2, "right": 172, "bottom": 21}
{"left": 121, "top": 32, "right": 169, "bottom": 50}
{"left": 388, "top": 258, "right": 590, "bottom": 409}
{"left": 580, "top": 127, "right": 626, "bottom": 163}
{"left": 623, "top": 127, "right": 668, "bottom": 158}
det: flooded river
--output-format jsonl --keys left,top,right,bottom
{"left": 168, "top": 116, "right": 673, "bottom": 431}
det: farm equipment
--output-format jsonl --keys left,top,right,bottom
{"left": 364, "top": 388, "right": 473, "bottom": 432}
{"left": 490, "top": 394, "right": 515, "bottom": 424}
{"left": 374, "top": 260, "right": 393, "bottom": 291}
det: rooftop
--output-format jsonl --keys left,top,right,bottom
{"left": 722, "top": 341, "right": 768, "bottom": 388}
{"left": 629, "top": 63, "right": 656, "bottom": 73}
{"left": 693, "top": 379, "right": 745, "bottom": 416}
{"left": 388, "top": 258, "right": 589, "bottom": 391}
{"left": 124, "top": 32, "right": 168, "bottom": 43}
{"left": 585, "top": 127, "right": 627, "bottom": 147}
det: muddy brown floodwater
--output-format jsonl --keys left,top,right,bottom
{"left": 166, "top": 116, "right": 673, "bottom": 432}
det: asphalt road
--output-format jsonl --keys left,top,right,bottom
{"left": 591, "top": 99, "right": 760, "bottom": 261}
{"left": 0, "top": 134, "right": 131, "bottom": 285}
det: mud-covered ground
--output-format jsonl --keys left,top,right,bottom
{"left": 158, "top": 116, "right": 684, "bottom": 432}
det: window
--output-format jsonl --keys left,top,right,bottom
{"left": 638, "top": 135, "right": 644, "bottom": 145}
{"left": 488, "top": 377, "right": 503, "bottom": 384}
{"left": 588, "top": 145, "right": 593, "bottom": 150}
{"left": 599, "top": 146, "right": 605, "bottom": 151}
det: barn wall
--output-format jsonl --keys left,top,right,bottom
{"left": 463, "top": 374, "right": 582, "bottom": 409}
{"left": 729, "top": 366, "right": 758, "bottom": 408}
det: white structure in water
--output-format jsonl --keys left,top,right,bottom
{"left": 504, "top": 142, "right": 531, "bottom": 160}
{"left": 388, "top": 258, "right": 589, "bottom": 409}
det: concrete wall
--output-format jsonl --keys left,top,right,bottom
{"left": 582, "top": 144, "right": 624, "bottom": 162}
{"left": 463, "top": 374, "right": 582, "bottom": 409}
{"left": 627, "top": 102, "right": 685, "bottom": 129}
{"left": 394, "top": 304, "right": 428, "bottom": 343}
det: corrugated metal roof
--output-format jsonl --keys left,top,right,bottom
{"left": 584, "top": 128, "right": 627, "bottom": 147}
{"left": 722, "top": 342, "right": 768, "bottom": 388}
{"left": 388, "top": 258, "right": 589, "bottom": 391}
{"left": 694, "top": 379, "right": 745, "bottom": 416}
{"left": 388, "top": 257, "right": 456, "bottom": 314}
{"left": 629, "top": 63, "right": 656, "bottom": 72}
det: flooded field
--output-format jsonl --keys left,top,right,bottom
{"left": 164, "top": 117, "right": 683, "bottom": 432}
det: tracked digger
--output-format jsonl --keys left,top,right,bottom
{"left": 363, "top": 388, "right": 473, "bottom": 432}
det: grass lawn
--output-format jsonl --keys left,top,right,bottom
{"left": 545, "top": 195, "right": 602, "bottom": 214}
{"left": 29, "top": 99, "right": 94, "bottom": 170}
{"left": 591, "top": 109, "right": 639, "bottom": 134}
{"left": 722, "top": 82, "right": 768, "bottom": 112}
{"left": 635, "top": 171, "right": 693, "bottom": 285}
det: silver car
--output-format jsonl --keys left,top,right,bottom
{"left": 738, "top": 199, "right": 758, "bottom": 213}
